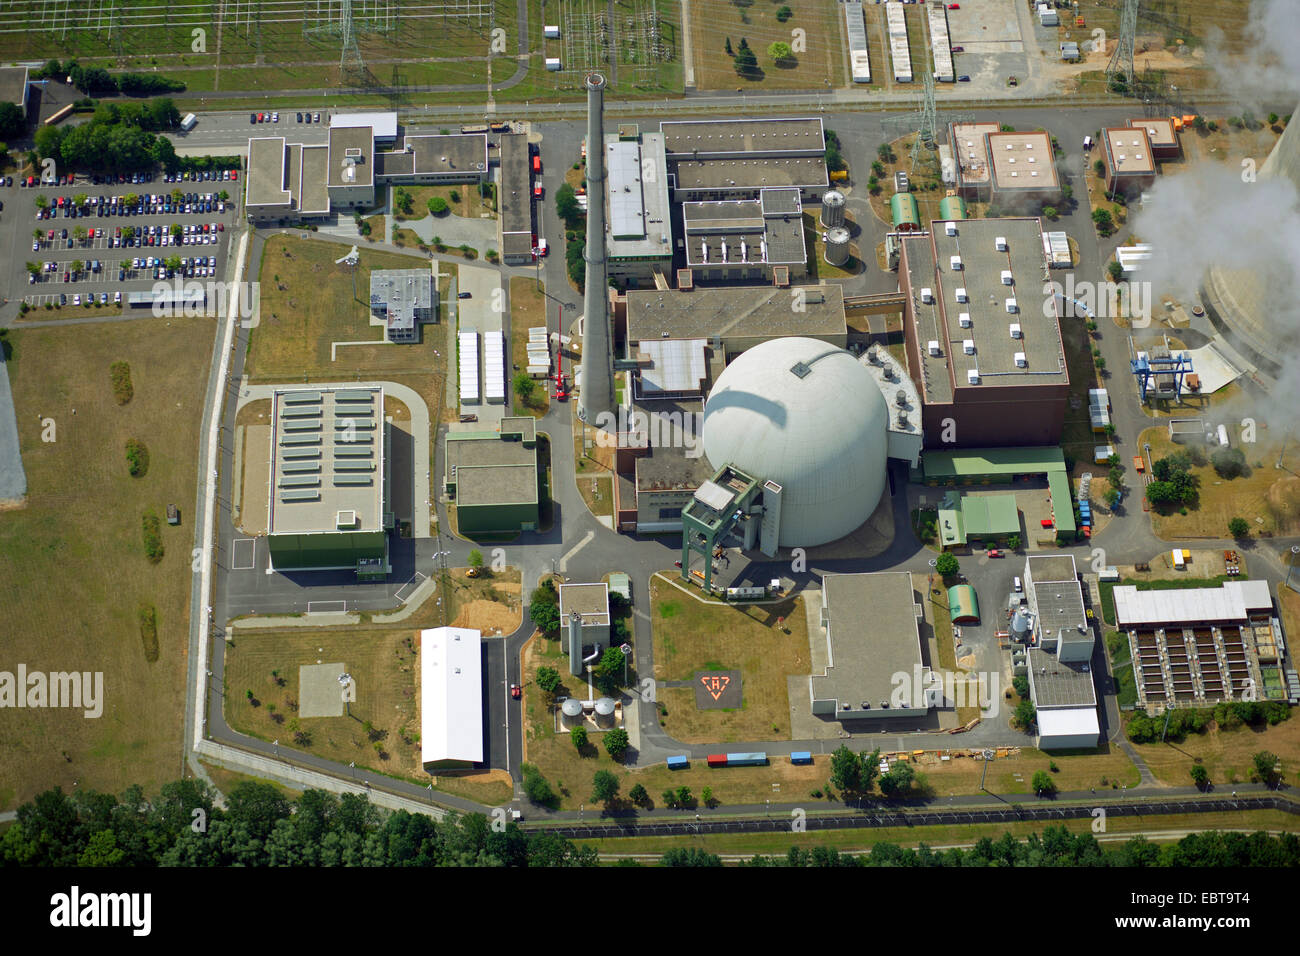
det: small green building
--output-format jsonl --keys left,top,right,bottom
{"left": 939, "top": 492, "right": 1021, "bottom": 547}
{"left": 947, "top": 584, "right": 981, "bottom": 624}
{"left": 938, "top": 195, "right": 967, "bottom": 220}
{"left": 891, "top": 192, "right": 920, "bottom": 231}
{"left": 445, "top": 416, "right": 540, "bottom": 536}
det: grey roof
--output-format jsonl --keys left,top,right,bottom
{"left": 498, "top": 133, "right": 532, "bottom": 237}
{"left": 0, "top": 66, "right": 28, "bottom": 110}
{"left": 812, "top": 572, "right": 924, "bottom": 711}
{"left": 634, "top": 441, "right": 716, "bottom": 492}
{"left": 682, "top": 197, "right": 806, "bottom": 267}
{"left": 327, "top": 125, "right": 374, "bottom": 188}
{"left": 636, "top": 338, "right": 708, "bottom": 397}
{"left": 899, "top": 232, "right": 951, "bottom": 403}
{"left": 760, "top": 186, "right": 803, "bottom": 217}
{"left": 1026, "top": 645, "right": 1097, "bottom": 708}
{"left": 299, "top": 145, "right": 330, "bottom": 213}
{"left": 661, "top": 117, "right": 825, "bottom": 157}
{"left": 405, "top": 133, "right": 489, "bottom": 177}
{"left": 559, "top": 582, "right": 610, "bottom": 626}
{"left": 606, "top": 132, "right": 672, "bottom": 261}
{"left": 670, "top": 156, "right": 828, "bottom": 193}
{"left": 370, "top": 269, "right": 435, "bottom": 337}
{"left": 987, "top": 131, "right": 1060, "bottom": 191}
{"left": 375, "top": 150, "right": 415, "bottom": 178}
{"left": 0, "top": 350, "right": 27, "bottom": 501}
{"left": 268, "top": 387, "right": 385, "bottom": 536}
{"left": 246, "top": 137, "right": 291, "bottom": 209}
{"left": 608, "top": 140, "right": 646, "bottom": 237}
{"left": 445, "top": 432, "right": 538, "bottom": 507}
{"left": 626, "top": 283, "right": 846, "bottom": 345}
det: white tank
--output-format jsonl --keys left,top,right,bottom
{"left": 820, "top": 189, "right": 846, "bottom": 228}
{"left": 824, "top": 226, "right": 851, "bottom": 266}
{"left": 594, "top": 697, "right": 617, "bottom": 728}
{"left": 561, "top": 697, "right": 585, "bottom": 728}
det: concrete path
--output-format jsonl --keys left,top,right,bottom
{"left": 405, "top": 211, "right": 499, "bottom": 256}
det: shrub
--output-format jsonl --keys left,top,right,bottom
{"left": 138, "top": 603, "right": 159, "bottom": 663}
{"left": 571, "top": 725, "right": 588, "bottom": 752}
{"left": 427, "top": 196, "right": 449, "bottom": 215}
{"left": 521, "top": 763, "right": 555, "bottom": 805}
{"left": 775, "top": 5, "right": 792, "bottom": 21}
{"left": 935, "top": 552, "right": 959, "bottom": 577}
{"left": 1211, "top": 446, "right": 1246, "bottom": 478}
{"left": 125, "top": 438, "right": 149, "bottom": 477}
{"left": 110, "top": 361, "right": 133, "bottom": 405}
{"left": 141, "top": 509, "right": 164, "bottom": 563}
{"left": 1228, "top": 517, "right": 1250, "bottom": 538}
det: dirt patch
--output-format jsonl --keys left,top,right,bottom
{"left": 451, "top": 599, "right": 519, "bottom": 636}
{"left": 385, "top": 396, "right": 410, "bottom": 421}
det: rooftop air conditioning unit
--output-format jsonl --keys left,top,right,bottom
{"left": 945, "top": 222, "right": 958, "bottom": 236}
{"left": 995, "top": 236, "right": 1008, "bottom": 251}
{"left": 963, "top": 339, "right": 975, "bottom": 354}
{"left": 928, "top": 340, "right": 942, "bottom": 356}
{"left": 1006, "top": 298, "right": 1018, "bottom": 313}
{"left": 1001, "top": 270, "right": 1014, "bottom": 285}
{"left": 967, "top": 369, "right": 980, "bottom": 384}
{"left": 1010, "top": 323, "right": 1022, "bottom": 338}
{"left": 921, "top": 287, "right": 934, "bottom": 303}
{"left": 950, "top": 255, "right": 963, "bottom": 270}
{"left": 956, "top": 287, "right": 968, "bottom": 302}
{"left": 1005, "top": 143, "right": 1014, "bottom": 150}
{"left": 1015, "top": 352, "right": 1028, "bottom": 367}
{"left": 959, "top": 312, "right": 971, "bottom": 328}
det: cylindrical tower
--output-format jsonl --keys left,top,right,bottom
{"left": 593, "top": 697, "right": 617, "bottom": 729}
{"left": 820, "top": 189, "right": 846, "bottom": 228}
{"left": 824, "top": 226, "right": 851, "bottom": 266}
{"left": 561, "top": 697, "right": 585, "bottom": 729}
{"left": 577, "top": 72, "right": 616, "bottom": 426}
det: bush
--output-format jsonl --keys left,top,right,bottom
{"left": 768, "top": 40, "right": 793, "bottom": 63}
{"left": 775, "top": 4, "right": 792, "bottom": 21}
{"left": 138, "top": 603, "right": 159, "bottom": 663}
{"left": 124, "top": 438, "right": 149, "bottom": 477}
{"left": 1211, "top": 446, "right": 1246, "bottom": 478}
{"left": 521, "top": 763, "right": 555, "bottom": 805}
{"left": 427, "top": 196, "right": 449, "bottom": 215}
{"left": 1032, "top": 770, "right": 1056, "bottom": 795}
{"left": 935, "top": 552, "right": 959, "bottom": 577}
{"left": 110, "top": 361, "right": 133, "bottom": 405}
{"left": 141, "top": 509, "right": 164, "bottom": 564}
{"left": 1228, "top": 517, "right": 1251, "bottom": 538}
{"left": 571, "top": 725, "right": 588, "bottom": 752}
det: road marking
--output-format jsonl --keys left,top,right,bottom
{"left": 231, "top": 537, "right": 256, "bottom": 569}
{"left": 558, "top": 530, "right": 594, "bottom": 572}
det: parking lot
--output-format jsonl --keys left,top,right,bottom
{"left": 8, "top": 169, "right": 241, "bottom": 313}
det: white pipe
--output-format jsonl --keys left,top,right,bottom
{"left": 583, "top": 643, "right": 601, "bottom": 705}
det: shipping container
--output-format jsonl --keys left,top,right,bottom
{"left": 790, "top": 751, "right": 812, "bottom": 765}
{"left": 706, "top": 754, "right": 728, "bottom": 767}
{"left": 725, "top": 752, "right": 768, "bottom": 767}
{"left": 667, "top": 755, "right": 689, "bottom": 770}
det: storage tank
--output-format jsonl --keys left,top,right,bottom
{"left": 824, "top": 226, "right": 851, "bottom": 266}
{"left": 938, "top": 195, "right": 967, "bottom": 220}
{"left": 1010, "top": 607, "right": 1032, "bottom": 643}
{"left": 594, "top": 697, "right": 617, "bottom": 729}
{"left": 820, "top": 189, "right": 846, "bottom": 228}
{"left": 561, "top": 697, "right": 585, "bottom": 728}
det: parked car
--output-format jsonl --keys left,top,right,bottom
{"left": 458, "top": 291, "right": 472, "bottom": 299}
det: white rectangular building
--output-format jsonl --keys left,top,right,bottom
{"left": 845, "top": 0, "right": 872, "bottom": 83}
{"left": 927, "top": 3, "right": 954, "bottom": 82}
{"left": 420, "top": 627, "right": 484, "bottom": 769}
{"left": 458, "top": 330, "right": 480, "bottom": 404}
{"left": 885, "top": 2, "right": 912, "bottom": 82}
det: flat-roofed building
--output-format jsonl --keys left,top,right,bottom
{"left": 1127, "top": 117, "right": 1180, "bottom": 158}
{"left": 559, "top": 582, "right": 611, "bottom": 676}
{"left": 812, "top": 572, "right": 935, "bottom": 720}
{"left": 266, "top": 386, "right": 391, "bottom": 573}
{"left": 604, "top": 128, "right": 673, "bottom": 283}
{"left": 327, "top": 124, "right": 376, "bottom": 209}
{"left": 376, "top": 133, "right": 490, "bottom": 185}
{"left": 1023, "top": 554, "right": 1099, "bottom": 749}
{"left": 950, "top": 122, "right": 1001, "bottom": 198}
{"left": 443, "top": 417, "right": 539, "bottom": 534}
{"left": 898, "top": 217, "right": 1069, "bottom": 446}
{"left": 369, "top": 269, "right": 437, "bottom": 343}
{"left": 681, "top": 188, "right": 807, "bottom": 282}
{"left": 622, "top": 427, "right": 715, "bottom": 532}
{"left": 1101, "top": 127, "right": 1156, "bottom": 197}
{"left": 498, "top": 132, "right": 534, "bottom": 264}
{"left": 330, "top": 110, "right": 398, "bottom": 145}
{"left": 420, "top": 626, "right": 484, "bottom": 770}
{"left": 986, "top": 131, "right": 1060, "bottom": 208}
{"left": 245, "top": 137, "right": 293, "bottom": 223}
{"left": 0, "top": 66, "right": 29, "bottom": 118}
{"left": 661, "top": 117, "right": 828, "bottom": 202}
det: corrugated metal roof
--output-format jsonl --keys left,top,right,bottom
{"left": 421, "top": 627, "right": 484, "bottom": 765}
{"left": 637, "top": 338, "right": 707, "bottom": 396}
{"left": 1113, "top": 580, "right": 1273, "bottom": 627}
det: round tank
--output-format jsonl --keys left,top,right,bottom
{"left": 561, "top": 697, "right": 585, "bottom": 728}
{"left": 939, "top": 195, "right": 967, "bottom": 220}
{"left": 820, "top": 189, "right": 846, "bottom": 228}
{"left": 824, "top": 226, "right": 851, "bottom": 266}
{"left": 1011, "top": 608, "right": 1032, "bottom": 642}
{"left": 594, "top": 697, "right": 617, "bottom": 728}
{"left": 702, "top": 337, "right": 890, "bottom": 548}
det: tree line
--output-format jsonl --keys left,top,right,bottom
{"left": 33, "top": 100, "right": 183, "bottom": 175}
{"left": 34, "top": 59, "right": 186, "bottom": 96}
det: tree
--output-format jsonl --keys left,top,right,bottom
{"left": 1013, "top": 675, "right": 1030, "bottom": 699}
{"left": 591, "top": 770, "right": 619, "bottom": 805}
{"left": 1228, "top": 517, "right": 1251, "bottom": 539}
{"left": 1211, "top": 447, "right": 1246, "bottom": 478}
{"left": 725, "top": 37, "right": 733, "bottom": 55}
{"left": 675, "top": 785, "right": 692, "bottom": 808}
{"left": 513, "top": 371, "right": 537, "bottom": 408}
{"left": 34, "top": 195, "right": 48, "bottom": 210}
{"left": 570, "top": 725, "right": 588, "bottom": 752}
{"left": 1092, "top": 208, "right": 1115, "bottom": 236}
{"left": 604, "top": 727, "right": 630, "bottom": 761}
{"left": 1107, "top": 259, "right": 1124, "bottom": 282}
{"left": 1042, "top": 205, "right": 1059, "bottom": 221}
{"left": 776, "top": 5, "right": 792, "bottom": 21}
{"left": 529, "top": 580, "right": 560, "bottom": 634}
{"left": 467, "top": 548, "right": 484, "bottom": 571}
{"left": 427, "top": 196, "right": 449, "bottom": 215}
{"left": 555, "top": 182, "right": 581, "bottom": 227}
{"left": 521, "top": 763, "right": 555, "bottom": 805}
{"left": 536, "top": 665, "right": 562, "bottom": 697}
{"left": 733, "top": 42, "right": 759, "bottom": 79}
{"left": 629, "top": 783, "right": 649, "bottom": 807}
{"left": 1253, "top": 751, "right": 1280, "bottom": 787}
{"left": 594, "top": 646, "right": 626, "bottom": 693}
{"left": 878, "top": 761, "right": 915, "bottom": 797}
{"left": 0, "top": 101, "right": 24, "bottom": 140}
{"left": 1031, "top": 770, "right": 1057, "bottom": 796}
{"left": 701, "top": 786, "right": 716, "bottom": 808}
{"left": 935, "top": 552, "right": 960, "bottom": 577}
{"left": 767, "top": 41, "right": 794, "bottom": 63}
{"left": 1190, "top": 764, "right": 1209, "bottom": 789}
{"left": 1013, "top": 699, "right": 1036, "bottom": 731}
{"left": 661, "top": 788, "right": 678, "bottom": 809}
{"left": 829, "top": 744, "right": 863, "bottom": 793}
{"left": 661, "top": 847, "right": 722, "bottom": 866}
{"left": 1093, "top": 158, "right": 1106, "bottom": 177}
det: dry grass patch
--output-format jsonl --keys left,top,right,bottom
{"left": 509, "top": 277, "right": 550, "bottom": 418}
{"left": 0, "top": 318, "right": 205, "bottom": 809}
{"left": 689, "top": 0, "right": 843, "bottom": 91}
{"left": 1132, "top": 718, "right": 1300, "bottom": 790}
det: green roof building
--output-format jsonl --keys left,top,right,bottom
{"left": 918, "top": 446, "right": 1075, "bottom": 535}
{"left": 444, "top": 416, "right": 540, "bottom": 536}
{"left": 939, "top": 492, "right": 1021, "bottom": 547}
{"left": 947, "top": 584, "right": 980, "bottom": 623}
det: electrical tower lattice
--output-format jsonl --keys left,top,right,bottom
{"left": 1107, "top": 0, "right": 1138, "bottom": 84}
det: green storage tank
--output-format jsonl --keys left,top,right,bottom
{"left": 939, "top": 195, "right": 967, "bottom": 220}
{"left": 890, "top": 192, "right": 920, "bottom": 231}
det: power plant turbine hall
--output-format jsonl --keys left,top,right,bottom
{"left": 577, "top": 72, "right": 615, "bottom": 426}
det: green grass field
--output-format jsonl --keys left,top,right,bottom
{"left": 0, "top": 317, "right": 207, "bottom": 810}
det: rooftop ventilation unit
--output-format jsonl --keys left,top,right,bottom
{"left": 1006, "top": 298, "right": 1018, "bottom": 313}
{"left": 996, "top": 236, "right": 1008, "bottom": 251}
{"left": 928, "top": 340, "right": 942, "bottom": 356}
{"left": 1010, "top": 322, "right": 1022, "bottom": 338}
{"left": 950, "top": 255, "right": 963, "bottom": 270}
{"left": 896, "top": 388, "right": 907, "bottom": 407}
{"left": 963, "top": 339, "right": 975, "bottom": 355}
{"left": 956, "top": 287, "right": 968, "bottom": 302}
{"left": 967, "top": 368, "right": 980, "bottom": 384}
{"left": 1001, "top": 269, "right": 1014, "bottom": 285}
{"left": 921, "top": 287, "right": 933, "bottom": 303}
{"left": 1015, "top": 352, "right": 1028, "bottom": 367}
{"left": 958, "top": 312, "right": 971, "bottom": 328}
{"left": 945, "top": 222, "right": 958, "bottom": 236}
{"left": 1005, "top": 143, "right": 1014, "bottom": 150}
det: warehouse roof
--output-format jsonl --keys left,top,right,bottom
{"left": 812, "top": 572, "right": 924, "bottom": 712}
{"left": 950, "top": 121, "right": 1001, "bottom": 187}
{"left": 0, "top": 66, "right": 28, "bottom": 111}
{"left": 445, "top": 432, "right": 538, "bottom": 507}
{"left": 1026, "top": 645, "right": 1097, "bottom": 708}
{"left": 406, "top": 133, "right": 489, "bottom": 177}
{"left": 921, "top": 446, "right": 1068, "bottom": 478}
{"left": 1026, "top": 554, "right": 1086, "bottom": 643}
{"left": 1103, "top": 127, "right": 1155, "bottom": 176}
{"left": 247, "top": 137, "right": 291, "bottom": 209}
{"left": 1113, "top": 580, "right": 1274, "bottom": 627}
{"left": 961, "top": 493, "right": 1020, "bottom": 536}
{"left": 670, "top": 156, "right": 828, "bottom": 192}
{"left": 682, "top": 197, "right": 806, "bottom": 267}
{"left": 420, "top": 627, "right": 484, "bottom": 766}
{"left": 330, "top": 110, "right": 398, "bottom": 141}
{"left": 1128, "top": 117, "right": 1178, "bottom": 149}
{"left": 661, "top": 117, "right": 825, "bottom": 156}
{"left": 635, "top": 338, "right": 708, "bottom": 397}
{"left": 986, "top": 131, "right": 1059, "bottom": 191}
{"left": 299, "top": 145, "right": 330, "bottom": 213}
{"left": 498, "top": 133, "right": 532, "bottom": 237}
{"left": 626, "top": 283, "right": 846, "bottom": 344}
{"left": 1037, "top": 707, "right": 1100, "bottom": 739}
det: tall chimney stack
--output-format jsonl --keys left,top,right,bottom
{"left": 577, "top": 71, "right": 615, "bottom": 426}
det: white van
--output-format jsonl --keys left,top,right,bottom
{"left": 1083, "top": 135, "right": 1093, "bottom": 151}
{"left": 1013, "top": 576, "right": 1023, "bottom": 593}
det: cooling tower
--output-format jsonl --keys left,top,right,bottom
{"left": 1201, "top": 108, "right": 1300, "bottom": 376}
{"left": 577, "top": 72, "right": 616, "bottom": 426}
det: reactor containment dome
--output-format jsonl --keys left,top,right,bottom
{"left": 701, "top": 336, "right": 889, "bottom": 548}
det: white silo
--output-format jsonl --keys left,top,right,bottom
{"left": 820, "top": 189, "right": 846, "bottom": 228}
{"left": 561, "top": 697, "right": 585, "bottom": 729}
{"left": 824, "top": 226, "right": 851, "bottom": 266}
{"left": 594, "top": 697, "right": 617, "bottom": 729}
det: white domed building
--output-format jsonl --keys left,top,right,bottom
{"left": 700, "top": 337, "right": 891, "bottom": 548}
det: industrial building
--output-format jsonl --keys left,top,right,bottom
{"left": 949, "top": 122, "right": 1001, "bottom": 198}
{"left": 844, "top": 0, "right": 872, "bottom": 83}
{"left": 885, "top": 1, "right": 912, "bottom": 83}
{"left": 1100, "top": 127, "right": 1156, "bottom": 197}
{"left": 443, "top": 417, "right": 539, "bottom": 536}
{"left": 1019, "top": 554, "right": 1100, "bottom": 750}
{"left": 812, "top": 572, "right": 936, "bottom": 720}
{"left": 420, "top": 627, "right": 484, "bottom": 770}
{"left": 985, "top": 131, "right": 1060, "bottom": 208}
{"left": 245, "top": 137, "right": 331, "bottom": 223}
{"left": 1127, "top": 117, "right": 1181, "bottom": 159}
{"left": 898, "top": 217, "right": 1070, "bottom": 447}
{"left": 603, "top": 126, "right": 673, "bottom": 283}
{"left": 917, "top": 447, "right": 1075, "bottom": 536}
{"left": 1201, "top": 102, "right": 1300, "bottom": 376}
{"left": 497, "top": 132, "right": 536, "bottom": 264}
{"left": 1113, "top": 580, "right": 1279, "bottom": 711}
{"left": 938, "top": 492, "right": 1021, "bottom": 548}
{"left": 680, "top": 188, "right": 808, "bottom": 283}
{"left": 266, "top": 386, "right": 391, "bottom": 575}
{"left": 559, "top": 582, "right": 611, "bottom": 677}
{"left": 0, "top": 66, "right": 30, "bottom": 118}
{"left": 369, "top": 269, "right": 437, "bottom": 344}
{"left": 660, "top": 117, "right": 829, "bottom": 202}
{"left": 927, "top": 3, "right": 954, "bottom": 83}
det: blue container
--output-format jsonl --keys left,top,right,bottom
{"left": 790, "top": 751, "right": 812, "bottom": 765}
{"left": 667, "top": 755, "right": 689, "bottom": 770}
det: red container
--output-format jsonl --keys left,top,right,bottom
{"left": 706, "top": 754, "right": 728, "bottom": 767}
